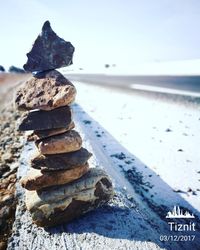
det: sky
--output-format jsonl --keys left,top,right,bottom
{"left": 0, "top": 0, "right": 200, "bottom": 72}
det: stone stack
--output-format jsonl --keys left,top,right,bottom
{"left": 15, "top": 21, "right": 113, "bottom": 227}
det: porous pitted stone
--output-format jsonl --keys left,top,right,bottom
{"left": 15, "top": 70, "right": 76, "bottom": 111}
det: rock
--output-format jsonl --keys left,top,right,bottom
{"left": 23, "top": 21, "right": 74, "bottom": 72}
{"left": 36, "top": 130, "right": 82, "bottom": 154}
{"left": 1, "top": 152, "right": 13, "bottom": 163}
{"left": 27, "top": 122, "right": 75, "bottom": 141}
{"left": 31, "top": 147, "right": 92, "bottom": 172}
{"left": 20, "top": 163, "right": 89, "bottom": 190}
{"left": 25, "top": 168, "right": 114, "bottom": 227}
{"left": 15, "top": 70, "right": 76, "bottom": 111}
{"left": 0, "top": 206, "right": 11, "bottom": 220}
{"left": 0, "top": 241, "right": 6, "bottom": 250}
{"left": 0, "top": 164, "right": 10, "bottom": 178}
{"left": 1, "top": 193, "right": 14, "bottom": 205}
{"left": 8, "top": 66, "right": 25, "bottom": 74}
{"left": 0, "top": 65, "right": 5, "bottom": 72}
{"left": 18, "top": 106, "right": 72, "bottom": 131}
{"left": 165, "top": 128, "right": 172, "bottom": 132}
{"left": 2, "top": 166, "right": 17, "bottom": 178}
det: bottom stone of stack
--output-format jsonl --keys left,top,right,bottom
{"left": 25, "top": 168, "right": 114, "bottom": 227}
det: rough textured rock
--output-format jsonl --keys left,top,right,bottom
{"left": 27, "top": 122, "right": 75, "bottom": 141}
{"left": 0, "top": 101, "right": 25, "bottom": 249}
{"left": 23, "top": 21, "right": 74, "bottom": 72}
{"left": 15, "top": 70, "right": 76, "bottom": 111}
{"left": 25, "top": 168, "right": 114, "bottom": 227}
{"left": 31, "top": 147, "right": 92, "bottom": 172}
{"left": 18, "top": 106, "right": 72, "bottom": 131}
{"left": 20, "top": 163, "right": 89, "bottom": 190}
{"left": 36, "top": 130, "right": 82, "bottom": 154}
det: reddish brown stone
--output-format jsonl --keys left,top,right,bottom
{"left": 36, "top": 130, "right": 82, "bottom": 154}
{"left": 15, "top": 70, "right": 76, "bottom": 111}
{"left": 20, "top": 163, "right": 89, "bottom": 190}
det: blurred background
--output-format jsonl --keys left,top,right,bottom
{"left": 0, "top": 0, "right": 200, "bottom": 75}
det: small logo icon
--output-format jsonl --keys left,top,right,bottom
{"left": 166, "top": 206, "right": 195, "bottom": 218}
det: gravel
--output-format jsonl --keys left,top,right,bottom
{"left": 0, "top": 74, "right": 27, "bottom": 250}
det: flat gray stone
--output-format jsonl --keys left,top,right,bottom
{"left": 18, "top": 106, "right": 72, "bottom": 131}
{"left": 31, "top": 147, "right": 92, "bottom": 171}
{"left": 23, "top": 21, "right": 74, "bottom": 72}
{"left": 27, "top": 122, "right": 75, "bottom": 141}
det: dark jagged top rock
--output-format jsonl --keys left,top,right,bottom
{"left": 23, "top": 21, "right": 75, "bottom": 72}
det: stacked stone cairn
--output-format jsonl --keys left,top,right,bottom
{"left": 15, "top": 21, "right": 113, "bottom": 227}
